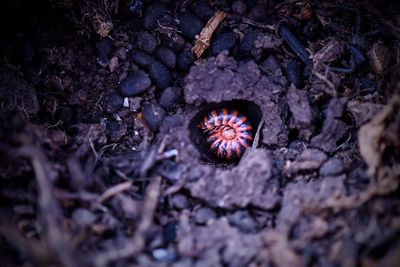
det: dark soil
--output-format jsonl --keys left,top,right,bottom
{"left": 1, "top": 0, "right": 400, "bottom": 267}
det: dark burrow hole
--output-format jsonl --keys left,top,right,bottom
{"left": 189, "top": 100, "right": 262, "bottom": 167}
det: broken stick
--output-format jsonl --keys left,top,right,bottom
{"left": 192, "top": 10, "right": 227, "bottom": 58}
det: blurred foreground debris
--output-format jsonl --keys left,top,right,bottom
{"left": 359, "top": 94, "right": 400, "bottom": 189}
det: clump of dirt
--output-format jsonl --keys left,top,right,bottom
{"left": 184, "top": 52, "right": 289, "bottom": 146}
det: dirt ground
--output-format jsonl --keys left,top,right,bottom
{"left": 0, "top": 0, "right": 400, "bottom": 266}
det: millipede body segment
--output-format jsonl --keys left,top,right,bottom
{"left": 197, "top": 108, "right": 253, "bottom": 160}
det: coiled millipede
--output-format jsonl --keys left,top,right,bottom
{"left": 197, "top": 108, "right": 253, "bottom": 160}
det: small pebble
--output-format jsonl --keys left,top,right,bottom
{"left": 136, "top": 31, "right": 158, "bottom": 54}
{"left": 239, "top": 30, "right": 259, "bottom": 56}
{"left": 118, "top": 70, "right": 152, "bottom": 97}
{"left": 191, "top": 0, "right": 213, "bottom": 21}
{"left": 123, "top": 97, "right": 129, "bottom": 108}
{"left": 149, "top": 61, "right": 172, "bottom": 89}
{"left": 163, "top": 34, "right": 186, "bottom": 53}
{"left": 103, "top": 93, "right": 123, "bottom": 113}
{"left": 286, "top": 60, "right": 303, "bottom": 88}
{"left": 171, "top": 194, "right": 188, "bottom": 210}
{"left": 143, "top": 3, "right": 168, "bottom": 30}
{"left": 131, "top": 50, "right": 154, "bottom": 68}
{"left": 152, "top": 248, "right": 176, "bottom": 262}
{"left": 177, "top": 12, "right": 203, "bottom": 39}
{"left": 72, "top": 209, "right": 97, "bottom": 226}
{"left": 178, "top": 47, "right": 195, "bottom": 71}
{"left": 228, "top": 210, "right": 257, "bottom": 233}
{"left": 159, "top": 87, "right": 181, "bottom": 109}
{"left": 211, "top": 32, "right": 236, "bottom": 56}
{"left": 142, "top": 101, "right": 166, "bottom": 131}
{"left": 96, "top": 38, "right": 113, "bottom": 66}
{"left": 194, "top": 207, "right": 217, "bottom": 224}
{"left": 320, "top": 158, "right": 344, "bottom": 176}
{"left": 156, "top": 47, "right": 177, "bottom": 69}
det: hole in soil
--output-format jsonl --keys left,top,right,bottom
{"left": 189, "top": 100, "right": 262, "bottom": 166}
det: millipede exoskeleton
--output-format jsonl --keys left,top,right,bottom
{"left": 197, "top": 108, "right": 253, "bottom": 160}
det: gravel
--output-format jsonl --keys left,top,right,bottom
{"left": 177, "top": 47, "right": 195, "bottom": 70}
{"left": 177, "top": 12, "right": 203, "bottom": 39}
{"left": 239, "top": 30, "right": 259, "bottom": 56}
{"left": 131, "top": 50, "right": 154, "bottom": 69}
{"left": 211, "top": 32, "right": 236, "bottom": 56}
{"left": 136, "top": 31, "right": 158, "bottom": 54}
{"left": 159, "top": 87, "right": 181, "bottom": 109}
{"left": 142, "top": 101, "right": 166, "bottom": 131}
{"left": 156, "top": 47, "right": 177, "bottom": 69}
{"left": 118, "top": 70, "right": 152, "bottom": 97}
{"left": 149, "top": 61, "right": 172, "bottom": 89}
{"left": 143, "top": 3, "right": 168, "bottom": 30}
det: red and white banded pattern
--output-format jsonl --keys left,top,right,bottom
{"left": 197, "top": 108, "right": 253, "bottom": 160}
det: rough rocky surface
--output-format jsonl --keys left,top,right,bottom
{"left": 311, "top": 97, "right": 348, "bottom": 152}
{"left": 176, "top": 217, "right": 265, "bottom": 267}
{"left": 187, "top": 149, "right": 280, "bottom": 209}
{"left": 184, "top": 52, "right": 288, "bottom": 146}
{"left": 287, "top": 84, "right": 314, "bottom": 139}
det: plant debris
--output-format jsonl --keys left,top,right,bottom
{"left": 192, "top": 10, "right": 227, "bottom": 58}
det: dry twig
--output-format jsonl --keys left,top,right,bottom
{"left": 192, "top": 10, "right": 227, "bottom": 58}
{"left": 94, "top": 175, "right": 162, "bottom": 267}
{"left": 17, "top": 146, "right": 77, "bottom": 267}
{"left": 252, "top": 119, "right": 265, "bottom": 148}
{"left": 98, "top": 180, "right": 133, "bottom": 204}
{"left": 242, "top": 18, "right": 275, "bottom": 31}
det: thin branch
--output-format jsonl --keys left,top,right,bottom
{"left": 98, "top": 180, "right": 133, "bottom": 204}
{"left": 94, "top": 175, "right": 162, "bottom": 267}
{"left": 17, "top": 146, "right": 77, "bottom": 267}
{"left": 192, "top": 10, "right": 227, "bottom": 58}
